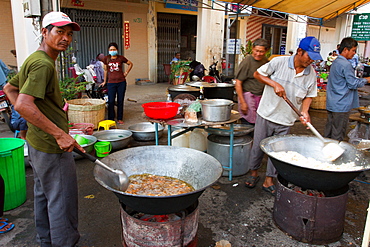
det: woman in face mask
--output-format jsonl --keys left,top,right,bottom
{"left": 101, "top": 42, "right": 133, "bottom": 124}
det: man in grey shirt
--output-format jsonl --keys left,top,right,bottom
{"left": 235, "top": 38, "right": 269, "bottom": 124}
{"left": 245, "top": 37, "right": 321, "bottom": 196}
{"left": 324, "top": 37, "right": 370, "bottom": 141}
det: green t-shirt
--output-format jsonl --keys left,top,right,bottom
{"left": 9, "top": 50, "right": 68, "bottom": 153}
{"left": 235, "top": 55, "right": 268, "bottom": 96}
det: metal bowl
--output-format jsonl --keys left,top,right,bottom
{"left": 260, "top": 134, "right": 370, "bottom": 191}
{"left": 71, "top": 134, "right": 97, "bottom": 159}
{"left": 128, "top": 122, "right": 164, "bottom": 141}
{"left": 93, "top": 146, "right": 223, "bottom": 214}
{"left": 93, "top": 129, "right": 132, "bottom": 150}
{"left": 205, "top": 124, "right": 254, "bottom": 136}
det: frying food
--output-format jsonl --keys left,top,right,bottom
{"left": 125, "top": 174, "right": 195, "bottom": 196}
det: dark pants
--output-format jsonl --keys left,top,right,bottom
{"left": 107, "top": 81, "right": 127, "bottom": 121}
{"left": 324, "top": 111, "right": 350, "bottom": 141}
{"left": 249, "top": 114, "right": 290, "bottom": 177}
{"left": 28, "top": 144, "right": 79, "bottom": 247}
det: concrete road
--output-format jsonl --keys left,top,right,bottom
{"left": 0, "top": 82, "right": 369, "bottom": 247}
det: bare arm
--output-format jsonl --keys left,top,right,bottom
{"left": 101, "top": 64, "right": 108, "bottom": 87}
{"left": 124, "top": 60, "right": 133, "bottom": 77}
{"left": 254, "top": 71, "right": 286, "bottom": 98}
{"left": 4, "top": 83, "right": 84, "bottom": 153}
{"left": 235, "top": 79, "right": 248, "bottom": 114}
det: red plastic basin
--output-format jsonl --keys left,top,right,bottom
{"left": 142, "top": 102, "right": 180, "bottom": 119}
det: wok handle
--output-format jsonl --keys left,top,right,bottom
{"left": 284, "top": 98, "right": 302, "bottom": 117}
{"left": 73, "top": 147, "right": 119, "bottom": 174}
{"left": 73, "top": 147, "right": 97, "bottom": 163}
{"left": 284, "top": 98, "right": 326, "bottom": 143}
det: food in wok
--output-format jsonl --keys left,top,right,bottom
{"left": 268, "top": 151, "right": 368, "bottom": 172}
{"left": 125, "top": 174, "right": 195, "bottom": 196}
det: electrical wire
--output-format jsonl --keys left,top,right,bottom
{"left": 354, "top": 179, "right": 370, "bottom": 185}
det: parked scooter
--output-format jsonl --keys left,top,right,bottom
{"left": 74, "top": 63, "right": 108, "bottom": 102}
{"left": 0, "top": 90, "right": 12, "bottom": 131}
{"left": 208, "top": 57, "right": 234, "bottom": 83}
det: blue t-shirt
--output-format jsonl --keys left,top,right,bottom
{"left": 326, "top": 55, "right": 367, "bottom": 112}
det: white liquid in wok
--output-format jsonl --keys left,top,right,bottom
{"left": 268, "top": 151, "right": 366, "bottom": 171}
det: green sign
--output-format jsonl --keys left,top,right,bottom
{"left": 352, "top": 13, "right": 370, "bottom": 41}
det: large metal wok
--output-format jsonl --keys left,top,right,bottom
{"left": 260, "top": 135, "right": 370, "bottom": 191}
{"left": 93, "top": 146, "right": 223, "bottom": 214}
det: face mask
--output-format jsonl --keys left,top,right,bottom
{"left": 109, "top": 50, "right": 118, "bottom": 56}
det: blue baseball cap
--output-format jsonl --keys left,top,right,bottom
{"left": 298, "top": 36, "right": 323, "bottom": 60}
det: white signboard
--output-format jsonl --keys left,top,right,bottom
{"left": 227, "top": 39, "right": 241, "bottom": 54}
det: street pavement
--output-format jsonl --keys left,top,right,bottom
{"left": 0, "top": 82, "right": 369, "bottom": 247}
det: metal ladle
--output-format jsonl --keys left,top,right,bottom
{"left": 73, "top": 147, "right": 129, "bottom": 191}
{"left": 284, "top": 97, "right": 344, "bottom": 161}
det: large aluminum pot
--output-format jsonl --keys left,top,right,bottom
{"left": 93, "top": 146, "right": 223, "bottom": 214}
{"left": 167, "top": 85, "right": 200, "bottom": 99}
{"left": 201, "top": 99, "right": 234, "bottom": 122}
{"left": 128, "top": 122, "right": 164, "bottom": 141}
{"left": 93, "top": 129, "right": 132, "bottom": 150}
{"left": 71, "top": 134, "right": 97, "bottom": 159}
{"left": 260, "top": 134, "right": 370, "bottom": 191}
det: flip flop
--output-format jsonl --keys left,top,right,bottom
{"left": 262, "top": 185, "right": 277, "bottom": 196}
{"left": 0, "top": 222, "right": 14, "bottom": 234}
{"left": 0, "top": 218, "right": 8, "bottom": 222}
{"left": 245, "top": 176, "right": 260, "bottom": 188}
{"left": 0, "top": 222, "right": 7, "bottom": 230}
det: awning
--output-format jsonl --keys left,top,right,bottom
{"left": 221, "top": 0, "right": 370, "bottom": 20}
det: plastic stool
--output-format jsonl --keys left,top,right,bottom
{"left": 98, "top": 120, "right": 117, "bottom": 130}
{"left": 14, "top": 130, "right": 20, "bottom": 138}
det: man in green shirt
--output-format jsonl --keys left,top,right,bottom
{"left": 235, "top": 38, "right": 270, "bottom": 124}
{"left": 4, "top": 11, "right": 84, "bottom": 247}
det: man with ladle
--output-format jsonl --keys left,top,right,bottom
{"left": 244, "top": 37, "right": 322, "bottom": 196}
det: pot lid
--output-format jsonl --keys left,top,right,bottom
{"left": 215, "top": 83, "right": 234, "bottom": 88}
{"left": 168, "top": 85, "right": 200, "bottom": 92}
{"left": 186, "top": 81, "right": 217, "bottom": 88}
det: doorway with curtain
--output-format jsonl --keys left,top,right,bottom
{"left": 157, "top": 13, "right": 197, "bottom": 83}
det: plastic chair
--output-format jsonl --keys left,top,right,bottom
{"left": 163, "top": 64, "right": 171, "bottom": 84}
{"left": 98, "top": 120, "right": 117, "bottom": 130}
{"left": 14, "top": 130, "right": 20, "bottom": 138}
{"left": 176, "top": 72, "right": 188, "bottom": 85}
{"left": 202, "top": 76, "right": 218, "bottom": 83}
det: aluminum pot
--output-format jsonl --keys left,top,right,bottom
{"left": 205, "top": 124, "right": 254, "bottom": 137}
{"left": 201, "top": 99, "right": 234, "bottom": 122}
{"left": 93, "top": 145, "right": 223, "bottom": 214}
{"left": 260, "top": 134, "right": 370, "bottom": 191}
{"left": 128, "top": 122, "right": 164, "bottom": 141}
{"left": 167, "top": 85, "right": 200, "bottom": 99}
{"left": 71, "top": 134, "right": 97, "bottom": 159}
{"left": 93, "top": 129, "right": 132, "bottom": 150}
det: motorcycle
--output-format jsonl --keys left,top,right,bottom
{"left": 74, "top": 63, "right": 108, "bottom": 102}
{"left": 0, "top": 90, "right": 12, "bottom": 131}
{"left": 208, "top": 58, "right": 234, "bottom": 83}
{"left": 209, "top": 60, "right": 221, "bottom": 83}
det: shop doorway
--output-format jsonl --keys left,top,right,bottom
{"left": 262, "top": 24, "right": 287, "bottom": 55}
{"left": 157, "top": 13, "right": 197, "bottom": 82}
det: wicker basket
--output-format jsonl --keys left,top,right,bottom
{"left": 67, "top": 99, "right": 106, "bottom": 129}
{"left": 310, "top": 91, "right": 326, "bottom": 110}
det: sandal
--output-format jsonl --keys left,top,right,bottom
{"left": 0, "top": 222, "right": 14, "bottom": 234}
{"left": 262, "top": 185, "right": 277, "bottom": 196}
{"left": 245, "top": 176, "right": 260, "bottom": 188}
{"left": 0, "top": 218, "right": 8, "bottom": 222}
